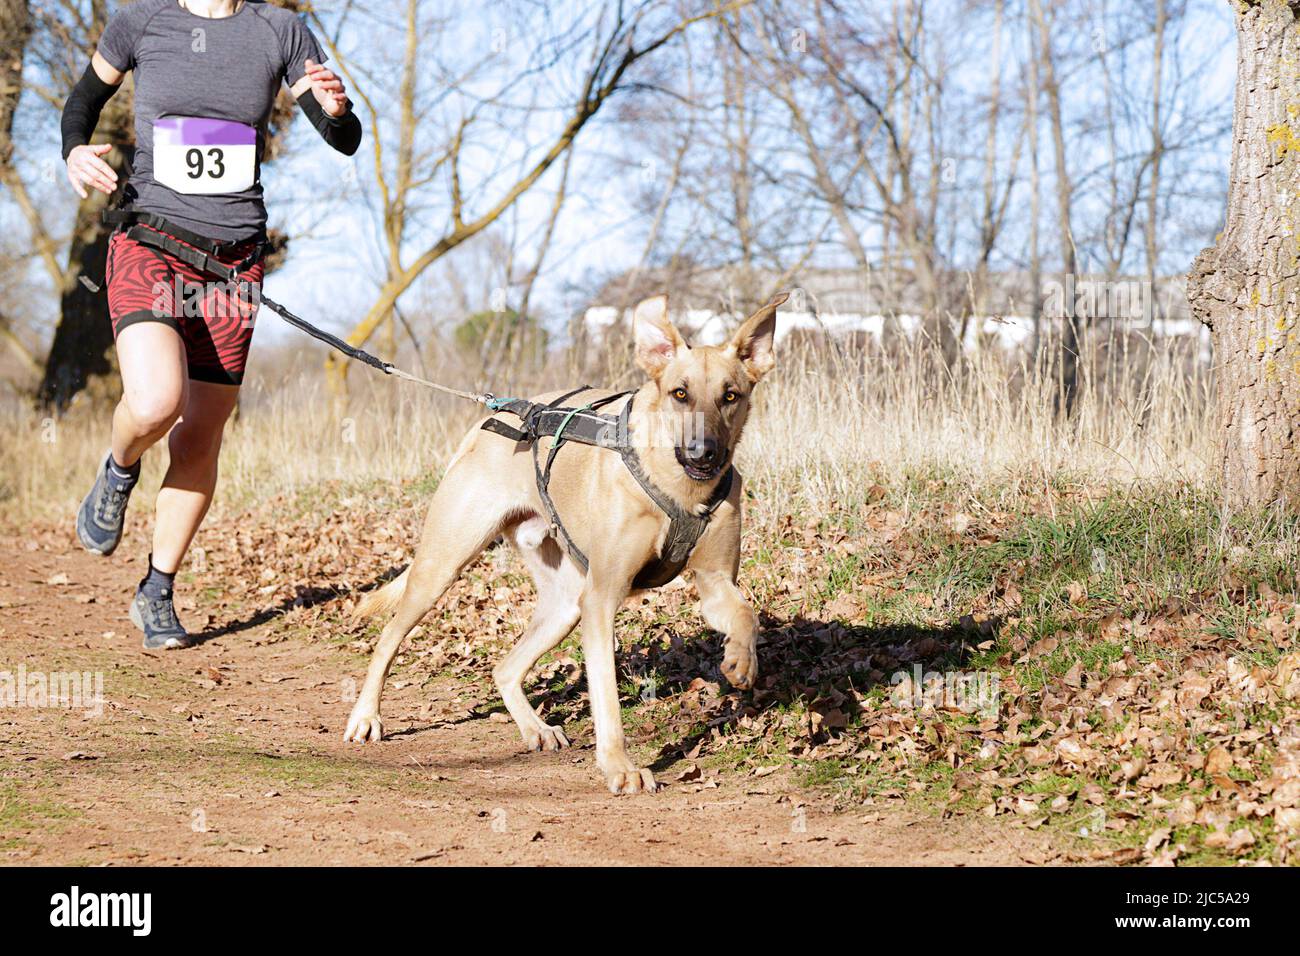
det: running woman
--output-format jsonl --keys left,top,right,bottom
{"left": 61, "top": 0, "right": 361, "bottom": 649}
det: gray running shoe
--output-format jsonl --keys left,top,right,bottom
{"left": 130, "top": 587, "right": 192, "bottom": 650}
{"left": 76, "top": 455, "right": 135, "bottom": 556}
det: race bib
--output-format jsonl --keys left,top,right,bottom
{"left": 153, "top": 117, "right": 257, "bottom": 195}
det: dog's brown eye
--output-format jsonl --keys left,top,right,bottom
{"left": 672, "top": 387, "right": 688, "bottom": 402}
{"left": 723, "top": 390, "right": 739, "bottom": 404}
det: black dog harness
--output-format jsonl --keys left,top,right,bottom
{"left": 481, "top": 387, "right": 734, "bottom": 590}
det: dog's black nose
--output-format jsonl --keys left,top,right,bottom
{"left": 685, "top": 437, "right": 719, "bottom": 465}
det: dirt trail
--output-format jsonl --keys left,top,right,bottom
{"left": 0, "top": 535, "right": 1056, "bottom": 865}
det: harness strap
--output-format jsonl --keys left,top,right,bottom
{"left": 629, "top": 464, "right": 733, "bottom": 589}
{"left": 615, "top": 399, "right": 734, "bottom": 589}
{"left": 104, "top": 208, "right": 253, "bottom": 254}
{"left": 532, "top": 387, "right": 598, "bottom": 572}
{"left": 479, "top": 417, "right": 530, "bottom": 443}
{"left": 106, "top": 208, "right": 267, "bottom": 276}
{"left": 121, "top": 225, "right": 251, "bottom": 284}
{"left": 486, "top": 389, "right": 734, "bottom": 588}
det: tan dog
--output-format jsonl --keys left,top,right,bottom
{"left": 345, "top": 292, "right": 787, "bottom": 793}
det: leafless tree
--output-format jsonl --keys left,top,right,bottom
{"left": 311, "top": 0, "right": 754, "bottom": 397}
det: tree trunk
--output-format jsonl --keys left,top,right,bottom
{"left": 37, "top": 166, "right": 129, "bottom": 408}
{"left": 1188, "top": 0, "right": 1300, "bottom": 509}
{"left": 33, "top": 0, "right": 137, "bottom": 410}
{"left": 1026, "top": 0, "right": 1043, "bottom": 357}
{"left": 1145, "top": 0, "right": 1166, "bottom": 325}
{"left": 0, "top": 0, "right": 40, "bottom": 379}
{"left": 973, "top": 0, "right": 1004, "bottom": 322}
{"left": 0, "top": 0, "right": 26, "bottom": 167}
{"left": 1030, "top": 0, "right": 1079, "bottom": 414}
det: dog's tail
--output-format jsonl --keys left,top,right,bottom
{"left": 353, "top": 568, "right": 409, "bottom": 619}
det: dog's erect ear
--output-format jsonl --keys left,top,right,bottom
{"left": 727, "top": 291, "right": 788, "bottom": 381}
{"left": 633, "top": 294, "right": 686, "bottom": 379}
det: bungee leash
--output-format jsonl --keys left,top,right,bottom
{"left": 99, "top": 208, "right": 516, "bottom": 411}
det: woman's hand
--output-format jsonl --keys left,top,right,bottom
{"left": 303, "top": 59, "right": 350, "bottom": 118}
{"left": 66, "top": 143, "right": 118, "bottom": 199}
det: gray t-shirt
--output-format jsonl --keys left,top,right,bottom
{"left": 98, "top": 0, "right": 325, "bottom": 242}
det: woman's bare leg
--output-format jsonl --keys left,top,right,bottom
{"left": 78, "top": 322, "right": 189, "bottom": 557}
{"left": 112, "top": 322, "right": 189, "bottom": 466}
{"left": 151, "top": 380, "right": 240, "bottom": 574}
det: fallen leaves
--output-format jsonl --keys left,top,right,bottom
{"left": 167, "top": 477, "right": 1300, "bottom": 868}
{"left": 1204, "top": 746, "right": 1233, "bottom": 777}
{"left": 1204, "top": 828, "right": 1255, "bottom": 852}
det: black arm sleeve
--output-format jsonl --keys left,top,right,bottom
{"left": 61, "top": 62, "right": 121, "bottom": 161}
{"left": 296, "top": 91, "right": 362, "bottom": 157}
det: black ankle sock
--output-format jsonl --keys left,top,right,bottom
{"left": 106, "top": 453, "right": 140, "bottom": 491}
{"left": 140, "top": 556, "right": 175, "bottom": 600}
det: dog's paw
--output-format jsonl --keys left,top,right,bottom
{"left": 604, "top": 766, "right": 658, "bottom": 795}
{"left": 523, "top": 723, "right": 570, "bottom": 752}
{"left": 343, "top": 709, "right": 384, "bottom": 743}
{"left": 721, "top": 643, "right": 758, "bottom": 690}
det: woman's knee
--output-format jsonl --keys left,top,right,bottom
{"left": 167, "top": 417, "right": 225, "bottom": 469}
{"left": 124, "top": 388, "right": 186, "bottom": 437}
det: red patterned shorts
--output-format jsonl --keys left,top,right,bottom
{"left": 105, "top": 226, "right": 265, "bottom": 385}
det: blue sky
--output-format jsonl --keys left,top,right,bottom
{"left": 3, "top": 0, "right": 1242, "bottom": 356}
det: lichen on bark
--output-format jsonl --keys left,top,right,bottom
{"left": 1188, "top": 0, "right": 1300, "bottom": 507}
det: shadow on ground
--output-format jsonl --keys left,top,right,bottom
{"left": 194, "top": 564, "right": 408, "bottom": 644}
{"left": 528, "top": 611, "right": 993, "bottom": 771}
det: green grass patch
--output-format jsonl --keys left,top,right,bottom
{"left": 0, "top": 780, "right": 82, "bottom": 850}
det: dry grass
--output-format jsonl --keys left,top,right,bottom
{"left": 0, "top": 327, "right": 1214, "bottom": 529}
{"left": 745, "top": 329, "right": 1214, "bottom": 514}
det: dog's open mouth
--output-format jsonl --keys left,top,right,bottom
{"left": 675, "top": 448, "right": 726, "bottom": 481}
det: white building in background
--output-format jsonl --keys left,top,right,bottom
{"left": 580, "top": 267, "right": 1210, "bottom": 359}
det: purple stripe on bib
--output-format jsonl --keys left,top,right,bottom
{"left": 155, "top": 117, "right": 256, "bottom": 147}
